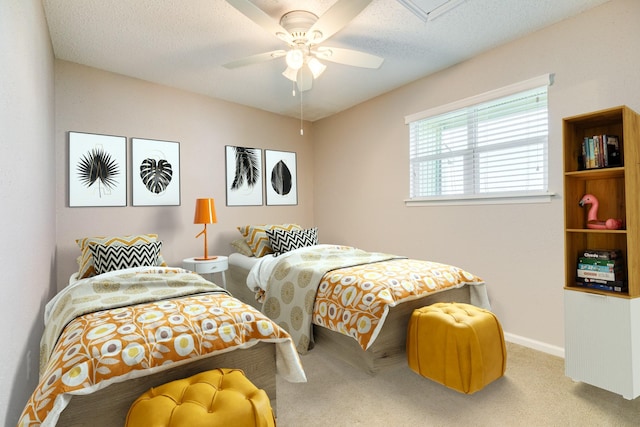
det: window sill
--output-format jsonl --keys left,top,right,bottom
{"left": 404, "top": 191, "right": 556, "bottom": 206}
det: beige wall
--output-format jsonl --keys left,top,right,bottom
{"left": 54, "top": 62, "right": 315, "bottom": 288}
{"left": 1, "top": 0, "right": 56, "bottom": 424}
{"left": 312, "top": 0, "right": 640, "bottom": 353}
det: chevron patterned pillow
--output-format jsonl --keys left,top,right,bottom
{"left": 90, "top": 241, "right": 163, "bottom": 275}
{"left": 237, "top": 224, "right": 301, "bottom": 257}
{"left": 266, "top": 227, "right": 318, "bottom": 256}
{"left": 76, "top": 234, "right": 167, "bottom": 279}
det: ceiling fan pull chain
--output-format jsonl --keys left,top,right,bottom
{"left": 300, "top": 90, "right": 304, "bottom": 136}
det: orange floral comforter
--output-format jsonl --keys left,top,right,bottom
{"left": 313, "top": 258, "right": 486, "bottom": 350}
{"left": 19, "top": 267, "right": 305, "bottom": 427}
{"left": 258, "top": 245, "right": 486, "bottom": 353}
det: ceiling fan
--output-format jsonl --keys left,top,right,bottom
{"left": 223, "top": 0, "right": 384, "bottom": 92}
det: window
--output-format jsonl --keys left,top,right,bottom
{"left": 405, "top": 74, "right": 553, "bottom": 205}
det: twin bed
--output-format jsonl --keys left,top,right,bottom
{"left": 228, "top": 224, "right": 490, "bottom": 374}
{"left": 21, "top": 228, "right": 489, "bottom": 425}
{"left": 19, "top": 235, "right": 305, "bottom": 427}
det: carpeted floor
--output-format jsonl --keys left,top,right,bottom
{"left": 276, "top": 342, "right": 640, "bottom": 426}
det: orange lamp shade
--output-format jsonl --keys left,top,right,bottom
{"left": 194, "top": 198, "right": 217, "bottom": 224}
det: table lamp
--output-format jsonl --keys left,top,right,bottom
{"left": 194, "top": 198, "right": 217, "bottom": 260}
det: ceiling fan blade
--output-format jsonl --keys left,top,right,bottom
{"left": 223, "top": 50, "right": 286, "bottom": 69}
{"left": 226, "top": 0, "right": 292, "bottom": 43}
{"left": 296, "top": 67, "right": 313, "bottom": 92}
{"left": 314, "top": 47, "right": 383, "bottom": 69}
{"left": 307, "top": 0, "right": 372, "bottom": 44}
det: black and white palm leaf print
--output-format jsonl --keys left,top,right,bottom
{"left": 140, "top": 158, "right": 173, "bottom": 194}
{"left": 271, "top": 160, "right": 292, "bottom": 196}
{"left": 231, "top": 147, "right": 260, "bottom": 190}
{"left": 77, "top": 147, "right": 120, "bottom": 196}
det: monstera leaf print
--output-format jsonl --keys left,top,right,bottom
{"left": 231, "top": 147, "right": 260, "bottom": 190}
{"left": 271, "top": 160, "right": 292, "bottom": 196}
{"left": 77, "top": 147, "right": 120, "bottom": 197}
{"left": 140, "top": 158, "right": 173, "bottom": 194}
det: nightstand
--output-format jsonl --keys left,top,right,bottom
{"left": 182, "top": 256, "right": 228, "bottom": 289}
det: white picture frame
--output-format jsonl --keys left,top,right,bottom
{"left": 225, "top": 145, "right": 263, "bottom": 206}
{"left": 265, "top": 150, "right": 297, "bottom": 206}
{"left": 68, "top": 131, "right": 127, "bottom": 207}
{"left": 131, "top": 138, "right": 181, "bottom": 206}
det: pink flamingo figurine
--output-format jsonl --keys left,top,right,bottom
{"left": 578, "top": 194, "right": 624, "bottom": 230}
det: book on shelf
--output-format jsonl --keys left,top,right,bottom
{"left": 578, "top": 256, "right": 620, "bottom": 266}
{"left": 577, "top": 262, "right": 623, "bottom": 273}
{"left": 574, "top": 279, "right": 628, "bottom": 293}
{"left": 577, "top": 256, "right": 623, "bottom": 273}
{"left": 579, "top": 277, "right": 626, "bottom": 286}
{"left": 606, "top": 135, "right": 622, "bottom": 166}
{"left": 579, "top": 249, "right": 622, "bottom": 260}
{"left": 580, "top": 134, "right": 621, "bottom": 169}
{"left": 575, "top": 248, "right": 626, "bottom": 291}
{"left": 576, "top": 268, "right": 625, "bottom": 281}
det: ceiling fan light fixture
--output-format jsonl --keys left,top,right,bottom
{"left": 285, "top": 48, "right": 305, "bottom": 70}
{"left": 307, "top": 57, "right": 326, "bottom": 79}
{"left": 296, "top": 66, "right": 313, "bottom": 92}
{"left": 282, "top": 66, "right": 298, "bottom": 82}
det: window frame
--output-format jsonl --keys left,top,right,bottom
{"left": 404, "top": 74, "right": 555, "bottom": 206}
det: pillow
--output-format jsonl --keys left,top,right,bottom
{"left": 76, "top": 234, "right": 167, "bottom": 279}
{"left": 266, "top": 227, "right": 318, "bottom": 256}
{"left": 237, "top": 224, "right": 302, "bottom": 257}
{"left": 90, "top": 241, "right": 163, "bottom": 275}
{"left": 230, "top": 238, "right": 254, "bottom": 257}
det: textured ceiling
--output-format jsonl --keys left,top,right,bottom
{"left": 42, "top": 0, "right": 610, "bottom": 121}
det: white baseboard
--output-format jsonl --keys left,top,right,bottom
{"left": 504, "top": 332, "right": 565, "bottom": 359}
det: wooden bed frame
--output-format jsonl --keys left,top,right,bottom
{"left": 56, "top": 342, "right": 277, "bottom": 426}
{"left": 227, "top": 261, "right": 476, "bottom": 375}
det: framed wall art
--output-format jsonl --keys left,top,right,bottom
{"left": 225, "top": 145, "right": 263, "bottom": 206}
{"left": 68, "top": 131, "right": 127, "bottom": 207}
{"left": 131, "top": 138, "right": 181, "bottom": 206}
{"left": 265, "top": 150, "right": 297, "bottom": 206}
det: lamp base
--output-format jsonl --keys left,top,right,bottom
{"left": 194, "top": 256, "right": 218, "bottom": 261}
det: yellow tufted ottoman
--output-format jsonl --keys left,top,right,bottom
{"left": 125, "top": 368, "right": 275, "bottom": 427}
{"left": 407, "top": 302, "right": 506, "bottom": 394}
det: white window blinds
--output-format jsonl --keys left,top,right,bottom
{"left": 406, "top": 74, "right": 553, "bottom": 204}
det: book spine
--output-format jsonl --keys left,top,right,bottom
{"left": 606, "top": 135, "right": 621, "bottom": 166}
{"left": 574, "top": 280, "right": 628, "bottom": 293}
{"left": 577, "top": 263, "right": 622, "bottom": 273}
{"left": 580, "top": 249, "right": 622, "bottom": 260}
{"left": 577, "top": 269, "right": 624, "bottom": 281}
{"left": 578, "top": 277, "right": 626, "bottom": 286}
{"left": 577, "top": 257, "right": 619, "bottom": 267}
